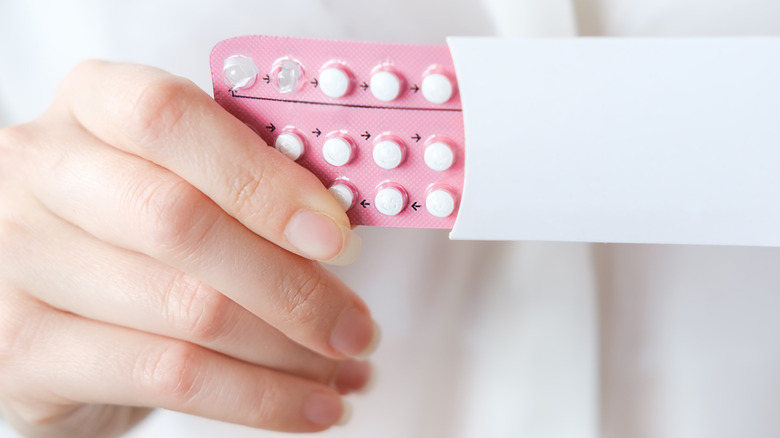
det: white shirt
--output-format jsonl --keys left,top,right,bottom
{"left": 1, "top": 1, "right": 779, "bottom": 437}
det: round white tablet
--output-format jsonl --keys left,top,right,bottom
{"left": 372, "top": 140, "right": 405, "bottom": 169}
{"left": 370, "top": 70, "right": 402, "bottom": 102}
{"left": 425, "top": 188, "right": 456, "bottom": 218}
{"left": 319, "top": 67, "right": 350, "bottom": 98}
{"left": 223, "top": 55, "right": 258, "bottom": 91}
{"left": 374, "top": 185, "right": 407, "bottom": 216}
{"left": 322, "top": 136, "right": 354, "bottom": 167}
{"left": 328, "top": 183, "right": 356, "bottom": 211}
{"left": 421, "top": 73, "right": 454, "bottom": 104}
{"left": 274, "top": 132, "right": 305, "bottom": 161}
{"left": 424, "top": 142, "right": 455, "bottom": 171}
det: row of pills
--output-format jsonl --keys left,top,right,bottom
{"left": 223, "top": 55, "right": 456, "bottom": 104}
{"left": 273, "top": 128, "right": 458, "bottom": 218}
{"left": 328, "top": 180, "right": 458, "bottom": 218}
{"left": 274, "top": 130, "right": 456, "bottom": 172}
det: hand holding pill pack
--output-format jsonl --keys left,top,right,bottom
{"left": 210, "top": 35, "right": 464, "bottom": 230}
{"left": 212, "top": 36, "right": 780, "bottom": 246}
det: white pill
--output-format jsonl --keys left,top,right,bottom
{"left": 328, "top": 183, "right": 356, "bottom": 211}
{"left": 426, "top": 188, "right": 457, "bottom": 218}
{"left": 319, "top": 67, "right": 350, "bottom": 98}
{"left": 322, "top": 137, "right": 354, "bottom": 167}
{"left": 374, "top": 185, "right": 407, "bottom": 216}
{"left": 223, "top": 55, "right": 258, "bottom": 91}
{"left": 424, "top": 142, "right": 455, "bottom": 171}
{"left": 421, "top": 73, "right": 454, "bottom": 104}
{"left": 370, "top": 71, "right": 402, "bottom": 102}
{"left": 372, "top": 140, "right": 405, "bottom": 170}
{"left": 274, "top": 132, "right": 305, "bottom": 161}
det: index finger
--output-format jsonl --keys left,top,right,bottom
{"left": 57, "top": 60, "right": 359, "bottom": 265}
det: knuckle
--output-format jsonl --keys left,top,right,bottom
{"left": 137, "top": 179, "right": 215, "bottom": 255}
{"left": 277, "top": 267, "right": 329, "bottom": 328}
{"left": 0, "top": 304, "right": 22, "bottom": 369}
{"left": 60, "top": 59, "right": 106, "bottom": 93}
{"left": 69, "top": 59, "right": 109, "bottom": 80}
{"left": 227, "top": 165, "right": 284, "bottom": 229}
{"left": 0, "top": 124, "right": 31, "bottom": 153}
{"left": 122, "top": 73, "right": 197, "bottom": 148}
{"left": 229, "top": 169, "right": 266, "bottom": 220}
{"left": 134, "top": 342, "right": 203, "bottom": 405}
{"left": 163, "top": 273, "right": 235, "bottom": 344}
{"left": 0, "top": 124, "right": 33, "bottom": 173}
{"left": 245, "top": 379, "right": 281, "bottom": 428}
{"left": 0, "top": 296, "right": 41, "bottom": 379}
{"left": 0, "top": 219, "right": 23, "bottom": 270}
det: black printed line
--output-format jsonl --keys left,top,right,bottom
{"left": 229, "top": 90, "right": 462, "bottom": 113}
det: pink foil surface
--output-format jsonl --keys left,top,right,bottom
{"left": 211, "top": 35, "right": 464, "bottom": 229}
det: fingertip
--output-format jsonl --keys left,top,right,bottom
{"left": 352, "top": 321, "right": 381, "bottom": 360}
{"left": 303, "top": 391, "right": 349, "bottom": 428}
{"left": 333, "top": 360, "right": 373, "bottom": 395}
{"left": 331, "top": 310, "right": 380, "bottom": 359}
{"left": 284, "top": 209, "right": 361, "bottom": 265}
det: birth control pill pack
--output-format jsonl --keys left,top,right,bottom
{"left": 211, "top": 36, "right": 780, "bottom": 246}
{"left": 210, "top": 35, "right": 464, "bottom": 229}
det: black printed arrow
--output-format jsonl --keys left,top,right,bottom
{"left": 411, "top": 202, "right": 421, "bottom": 211}
{"left": 360, "top": 81, "right": 369, "bottom": 91}
{"left": 262, "top": 74, "right": 270, "bottom": 83}
{"left": 411, "top": 133, "right": 422, "bottom": 142}
{"left": 312, "top": 128, "right": 322, "bottom": 137}
{"left": 361, "top": 131, "right": 371, "bottom": 140}
{"left": 310, "top": 78, "right": 319, "bottom": 88}
{"left": 411, "top": 84, "right": 420, "bottom": 93}
{"left": 266, "top": 123, "right": 276, "bottom": 133}
{"left": 360, "top": 199, "right": 370, "bottom": 208}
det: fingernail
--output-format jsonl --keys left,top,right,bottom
{"left": 324, "top": 227, "right": 361, "bottom": 267}
{"left": 334, "top": 360, "right": 373, "bottom": 394}
{"left": 331, "top": 309, "right": 381, "bottom": 358}
{"left": 284, "top": 210, "right": 361, "bottom": 265}
{"left": 354, "top": 321, "right": 381, "bottom": 360}
{"left": 338, "top": 400, "right": 352, "bottom": 426}
{"left": 303, "top": 392, "right": 348, "bottom": 427}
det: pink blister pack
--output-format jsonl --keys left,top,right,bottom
{"left": 210, "top": 36, "right": 464, "bottom": 229}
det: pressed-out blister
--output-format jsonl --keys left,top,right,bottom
{"left": 210, "top": 35, "right": 464, "bottom": 229}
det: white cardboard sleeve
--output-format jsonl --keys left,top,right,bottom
{"left": 446, "top": 37, "right": 780, "bottom": 246}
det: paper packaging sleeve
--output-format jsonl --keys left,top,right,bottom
{"left": 446, "top": 37, "right": 780, "bottom": 246}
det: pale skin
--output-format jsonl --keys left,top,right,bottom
{"left": 0, "top": 60, "right": 379, "bottom": 438}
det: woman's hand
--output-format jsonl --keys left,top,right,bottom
{"left": 0, "top": 61, "right": 378, "bottom": 437}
